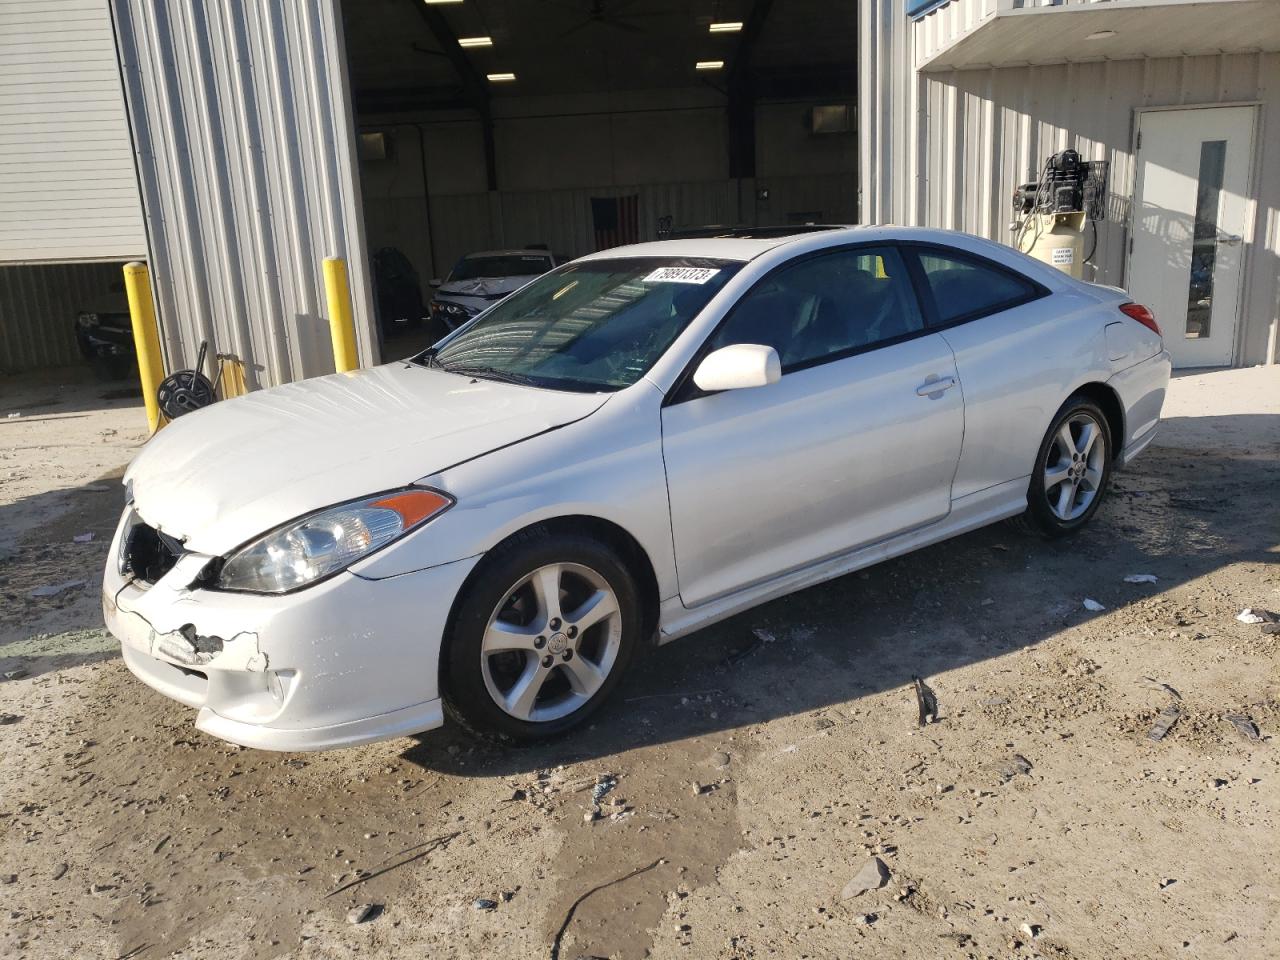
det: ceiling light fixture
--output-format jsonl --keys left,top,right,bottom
{"left": 1085, "top": 29, "right": 1117, "bottom": 40}
{"left": 487, "top": 72, "right": 517, "bottom": 82}
{"left": 695, "top": 60, "right": 724, "bottom": 71}
{"left": 709, "top": 22, "right": 743, "bottom": 33}
{"left": 458, "top": 36, "right": 493, "bottom": 47}
{"left": 423, "top": 0, "right": 464, "bottom": 5}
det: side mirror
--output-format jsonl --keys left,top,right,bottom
{"left": 429, "top": 278, "right": 442, "bottom": 288}
{"left": 692, "top": 343, "right": 781, "bottom": 392}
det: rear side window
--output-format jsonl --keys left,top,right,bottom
{"left": 913, "top": 249, "right": 1040, "bottom": 325}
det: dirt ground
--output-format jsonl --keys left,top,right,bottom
{"left": 2, "top": 364, "right": 1278, "bottom": 960}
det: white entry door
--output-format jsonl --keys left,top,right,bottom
{"left": 1129, "top": 106, "right": 1255, "bottom": 368}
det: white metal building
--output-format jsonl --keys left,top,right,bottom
{"left": 5, "top": 0, "right": 1277, "bottom": 381}
{"left": 3, "top": 0, "right": 859, "bottom": 384}
{"left": 860, "top": 0, "right": 1280, "bottom": 369}
{"left": 0, "top": 0, "right": 146, "bottom": 371}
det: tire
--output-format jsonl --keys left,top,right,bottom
{"left": 441, "top": 527, "right": 642, "bottom": 743}
{"left": 1012, "top": 394, "right": 1113, "bottom": 539}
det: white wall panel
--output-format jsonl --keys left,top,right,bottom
{"left": 0, "top": 0, "right": 145, "bottom": 262}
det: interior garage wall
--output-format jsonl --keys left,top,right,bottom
{"left": 860, "top": 0, "right": 1279, "bottom": 364}
{"left": 110, "top": 0, "right": 376, "bottom": 389}
{"left": 0, "top": 262, "right": 125, "bottom": 373}
{"left": 358, "top": 91, "right": 857, "bottom": 283}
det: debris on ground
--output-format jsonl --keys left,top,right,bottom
{"left": 1020, "top": 922, "right": 1042, "bottom": 940}
{"left": 710, "top": 750, "right": 731, "bottom": 769}
{"left": 841, "top": 857, "right": 891, "bottom": 899}
{"left": 549, "top": 860, "right": 664, "bottom": 960}
{"left": 3, "top": 669, "right": 29, "bottom": 681}
{"left": 0, "top": 713, "right": 20, "bottom": 725}
{"left": 913, "top": 676, "right": 938, "bottom": 726}
{"left": 1148, "top": 703, "right": 1181, "bottom": 742}
{"left": 346, "top": 903, "right": 379, "bottom": 924}
{"left": 29, "top": 579, "right": 86, "bottom": 598}
{"left": 1083, "top": 598, "right": 1106, "bottom": 612}
{"left": 590, "top": 774, "right": 617, "bottom": 805}
{"left": 1124, "top": 574, "right": 1159, "bottom": 584}
{"left": 72, "top": 532, "right": 95, "bottom": 544}
{"left": 1225, "top": 714, "right": 1261, "bottom": 741}
{"left": 472, "top": 898, "right": 498, "bottom": 911}
{"left": 1235, "top": 607, "right": 1278, "bottom": 625}
{"left": 996, "top": 754, "right": 1034, "bottom": 782}
{"left": 1139, "top": 677, "right": 1182, "bottom": 700}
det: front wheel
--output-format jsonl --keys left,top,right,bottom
{"left": 441, "top": 529, "right": 641, "bottom": 742}
{"left": 1014, "top": 395, "right": 1113, "bottom": 538}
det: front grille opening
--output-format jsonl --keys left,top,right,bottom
{"left": 123, "top": 520, "right": 184, "bottom": 584}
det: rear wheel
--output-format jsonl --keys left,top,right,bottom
{"left": 442, "top": 529, "right": 641, "bottom": 742}
{"left": 1013, "top": 395, "right": 1112, "bottom": 538}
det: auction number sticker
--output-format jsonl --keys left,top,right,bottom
{"left": 643, "top": 266, "right": 721, "bottom": 284}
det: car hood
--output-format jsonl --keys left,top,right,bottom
{"left": 437, "top": 275, "right": 538, "bottom": 299}
{"left": 125, "top": 363, "right": 607, "bottom": 556}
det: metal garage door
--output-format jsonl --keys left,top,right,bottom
{"left": 0, "top": 0, "right": 146, "bottom": 263}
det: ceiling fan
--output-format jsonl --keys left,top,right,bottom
{"left": 535, "top": 0, "right": 671, "bottom": 39}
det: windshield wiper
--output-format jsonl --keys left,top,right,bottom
{"left": 414, "top": 348, "right": 445, "bottom": 369}
{"left": 441, "top": 364, "right": 545, "bottom": 387}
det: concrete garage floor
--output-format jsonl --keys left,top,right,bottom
{"left": 1, "top": 365, "right": 1278, "bottom": 960}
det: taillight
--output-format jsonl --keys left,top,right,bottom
{"left": 1120, "top": 302, "right": 1160, "bottom": 337}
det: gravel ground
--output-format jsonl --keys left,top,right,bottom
{"left": 2, "top": 364, "right": 1278, "bottom": 960}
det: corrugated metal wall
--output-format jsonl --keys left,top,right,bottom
{"left": 860, "top": 1, "right": 1280, "bottom": 365}
{"left": 0, "top": 0, "right": 145, "bottom": 263}
{"left": 109, "top": 0, "right": 375, "bottom": 389}
{"left": 0, "top": 261, "right": 126, "bottom": 373}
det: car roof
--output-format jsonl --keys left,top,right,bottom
{"left": 462, "top": 249, "right": 555, "bottom": 259}
{"left": 576, "top": 226, "right": 864, "bottom": 264}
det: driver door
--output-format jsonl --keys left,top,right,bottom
{"left": 660, "top": 245, "right": 965, "bottom": 607}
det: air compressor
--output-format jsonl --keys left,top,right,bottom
{"left": 1010, "top": 150, "right": 1108, "bottom": 279}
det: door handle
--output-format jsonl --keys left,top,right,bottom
{"left": 916, "top": 376, "right": 958, "bottom": 397}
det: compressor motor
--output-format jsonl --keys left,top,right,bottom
{"left": 1011, "top": 149, "right": 1109, "bottom": 278}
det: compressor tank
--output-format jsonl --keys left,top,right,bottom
{"left": 1016, "top": 211, "right": 1087, "bottom": 279}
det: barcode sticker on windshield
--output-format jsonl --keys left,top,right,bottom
{"left": 642, "top": 266, "right": 721, "bottom": 284}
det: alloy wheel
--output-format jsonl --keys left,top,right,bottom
{"left": 1043, "top": 412, "right": 1107, "bottom": 521}
{"left": 479, "top": 562, "right": 622, "bottom": 723}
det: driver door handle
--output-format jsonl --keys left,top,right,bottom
{"left": 916, "top": 375, "right": 958, "bottom": 397}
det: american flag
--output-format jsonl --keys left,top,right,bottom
{"left": 591, "top": 194, "right": 640, "bottom": 250}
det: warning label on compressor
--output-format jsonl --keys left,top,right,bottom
{"left": 1051, "top": 247, "right": 1075, "bottom": 265}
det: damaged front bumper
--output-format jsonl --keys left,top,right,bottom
{"left": 102, "top": 509, "right": 479, "bottom": 751}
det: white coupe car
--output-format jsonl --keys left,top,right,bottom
{"left": 103, "top": 226, "right": 1170, "bottom": 751}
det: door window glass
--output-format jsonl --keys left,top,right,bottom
{"left": 915, "top": 249, "right": 1039, "bottom": 324}
{"left": 706, "top": 246, "right": 923, "bottom": 372}
{"left": 1185, "top": 139, "right": 1226, "bottom": 339}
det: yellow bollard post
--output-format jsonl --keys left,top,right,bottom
{"left": 323, "top": 256, "right": 359, "bottom": 373}
{"left": 122, "top": 261, "right": 165, "bottom": 433}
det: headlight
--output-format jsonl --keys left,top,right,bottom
{"left": 431, "top": 300, "right": 474, "bottom": 319}
{"left": 216, "top": 488, "right": 452, "bottom": 594}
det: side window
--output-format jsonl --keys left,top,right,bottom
{"left": 706, "top": 246, "right": 924, "bottom": 372}
{"left": 914, "top": 248, "right": 1040, "bottom": 325}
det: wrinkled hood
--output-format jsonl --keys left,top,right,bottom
{"left": 125, "top": 363, "right": 607, "bottom": 555}
{"left": 438, "top": 275, "right": 538, "bottom": 300}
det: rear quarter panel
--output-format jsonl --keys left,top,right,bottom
{"left": 940, "top": 288, "right": 1115, "bottom": 500}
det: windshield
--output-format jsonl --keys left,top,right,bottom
{"left": 449, "top": 254, "right": 553, "bottom": 282}
{"left": 421, "top": 257, "right": 742, "bottom": 392}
